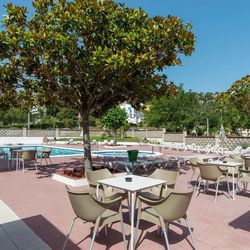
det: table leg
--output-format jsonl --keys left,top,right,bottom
{"left": 130, "top": 191, "right": 136, "bottom": 250}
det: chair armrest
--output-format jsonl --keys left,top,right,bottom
{"left": 138, "top": 192, "right": 170, "bottom": 206}
{"left": 94, "top": 195, "right": 123, "bottom": 208}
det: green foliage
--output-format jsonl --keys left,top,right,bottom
{"left": 216, "top": 75, "right": 250, "bottom": 131}
{"left": 0, "top": 0, "right": 195, "bottom": 168}
{"left": 144, "top": 86, "right": 220, "bottom": 135}
{"left": 101, "top": 106, "right": 127, "bottom": 131}
{"left": 0, "top": 108, "right": 26, "bottom": 125}
{"left": 0, "top": 0, "right": 195, "bottom": 113}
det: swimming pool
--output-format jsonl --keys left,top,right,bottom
{"left": 1, "top": 146, "right": 160, "bottom": 157}
{"left": 1, "top": 146, "right": 83, "bottom": 157}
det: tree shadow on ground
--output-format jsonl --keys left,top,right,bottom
{"left": 23, "top": 214, "right": 128, "bottom": 249}
{"left": 229, "top": 210, "right": 250, "bottom": 232}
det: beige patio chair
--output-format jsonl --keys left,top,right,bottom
{"left": 236, "top": 157, "right": 250, "bottom": 192}
{"left": 136, "top": 190, "right": 198, "bottom": 250}
{"left": 86, "top": 168, "right": 127, "bottom": 201}
{"left": 37, "top": 149, "right": 52, "bottom": 167}
{"left": 0, "top": 147, "right": 10, "bottom": 170}
{"left": 10, "top": 147, "right": 22, "bottom": 169}
{"left": 188, "top": 157, "right": 205, "bottom": 184}
{"left": 140, "top": 169, "right": 178, "bottom": 200}
{"left": 20, "top": 150, "right": 38, "bottom": 173}
{"left": 196, "top": 164, "right": 230, "bottom": 202}
{"left": 63, "top": 187, "right": 126, "bottom": 250}
{"left": 220, "top": 156, "right": 243, "bottom": 185}
{"left": 244, "top": 158, "right": 250, "bottom": 170}
{"left": 239, "top": 168, "right": 250, "bottom": 192}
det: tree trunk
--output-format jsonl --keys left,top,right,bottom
{"left": 82, "top": 111, "right": 92, "bottom": 171}
{"left": 114, "top": 129, "right": 117, "bottom": 146}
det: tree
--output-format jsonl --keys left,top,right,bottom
{"left": 144, "top": 85, "right": 186, "bottom": 131}
{"left": 144, "top": 87, "right": 221, "bottom": 135}
{"left": 216, "top": 76, "right": 250, "bottom": 133}
{"left": 0, "top": 108, "right": 26, "bottom": 126}
{"left": 0, "top": 0, "right": 195, "bottom": 170}
{"left": 221, "top": 76, "right": 250, "bottom": 124}
{"left": 101, "top": 106, "right": 127, "bottom": 145}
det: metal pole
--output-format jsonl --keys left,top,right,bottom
{"left": 27, "top": 112, "right": 30, "bottom": 130}
{"left": 206, "top": 118, "right": 209, "bottom": 136}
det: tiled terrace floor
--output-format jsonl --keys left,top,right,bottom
{"left": 0, "top": 144, "right": 249, "bottom": 249}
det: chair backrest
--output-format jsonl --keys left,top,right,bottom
{"left": 149, "top": 169, "right": 178, "bottom": 183}
{"left": 42, "top": 149, "right": 52, "bottom": 158}
{"left": 189, "top": 157, "right": 204, "bottom": 166}
{"left": 233, "top": 146, "right": 242, "bottom": 152}
{"left": 228, "top": 155, "right": 243, "bottom": 163}
{"left": 244, "top": 158, "right": 250, "bottom": 170}
{"left": 198, "top": 164, "right": 222, "bottom": 181}
{"left": 86, "top": 168, "right": 114, "bottom": 186}
{"left": 66, "top": 187, "right": 106, "bottom": 222}
{"left": 21, "top": 150, "right": 37, "bottom": 161}
{"left": 154, "top": 190, "right": 193, "bottom": 222}
{"left": 149, "top": 169, "right": 178, "bottom": 189}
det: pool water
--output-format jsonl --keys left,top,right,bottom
{"left": 1, "top": 146, "right": 159, "bottom": 157}
{"left": 92, "top": 150, "right": 157, "bottom": 157}
{"left": 1, "top": 146, "right": 83, "bottom": 157}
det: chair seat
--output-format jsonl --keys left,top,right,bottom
{"left": 140, "top": 207, "right": 162, "bottom": 226}
{"left": 99, "top": 209, "right": 121, "bottom": 226}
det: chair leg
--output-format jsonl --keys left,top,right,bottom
{"left": 62, "top": 217, "right": 77, "bottom": 250}
{"left": 49, "top": 157, "right": 52, "bottom": 166}
{"left": 196, "top": 179, "right": 202, "bottom": 197}
{"left": 135, "top": 217, "right": 140, "bottom": 243}
{"left": 90, "top": 231, "right": 97, "bottom": 250}
{"left": 185, "top": 218, "right": 199, "bottom": 250}
{"left": 162, "top": 229, "right": 170, "bottom": 250}
{"left": 104, "top": 225, "right": 108, "bottom": 236}
{"left": 215, "top": 180, "right": 220, "bottom": 202}
{"left": 91, "top": 218, "right": 101, "bottom": 250}
{"left": 119, "top": 207, "right": 126, "bottom": 250}
{"left": 22, "top": 160, "right": 25, "bottom": 173}
{"left": 34, "top": 161, "right": 38, "bottom": 172}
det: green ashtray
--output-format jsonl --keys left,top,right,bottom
{"left": 223, "top": 160, "right": 227, "bottom": 163}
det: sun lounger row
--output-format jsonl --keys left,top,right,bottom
{"left": 160, "top": 142, "right": 250, "bottom": 156}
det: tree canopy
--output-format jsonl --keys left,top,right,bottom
{"left": 216, "top": 75, "right": 250, "bottom": 131}
{"left": 0, "top": 0, "right": 195, "bottom": 170}
{"left": 144, "top": 86, "right": 220, "bottom": 135}
{"left": 101, "top": 106, "right": 127, "bottom": 145}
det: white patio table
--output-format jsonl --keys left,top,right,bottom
{"left": 208, "top": 160, "right": 243, "bottom": 200}
{"left": 97, "top": 175, "right": 167, "bottom": 250}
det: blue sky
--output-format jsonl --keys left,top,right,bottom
{"left": 1, "top": 0, "right": 250, "bottom": 93}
